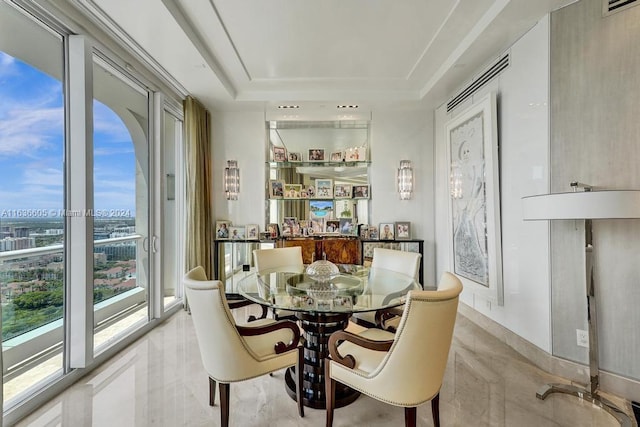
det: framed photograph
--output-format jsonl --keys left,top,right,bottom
{"left": 283, "top": 217, "right": 298, "bottom": 235}
{"left": 325, "top": 219, "right": 340, "bottom": 233}
{"left": 330, "top": 151, "right": 343, "bottom": 162}
{"left": 315, "top": 179, "right": 333, "bottom": 198}
{"left": 288, "top": 152, "right": 302, "bottom": 162}
{"left": 345, "top": 146, "right": 367, "bottom": 161}
{"left": 368, "top": 225, "right": 379, "bottom": 240}
{"left": 334, "top": 199, "right": 353, "bottom": 218}
{"left": 309, "top": 199, "right": 333, "bottom": 219}
{"left": 308, "top": 148, "right": 325, "bottom": 162}
{"left": 334, "top": 184, "right": 352, "bottom": 199}
{"left": 273, "top": 146, "right": 287, "bottom": 162}
{"left": 306, "top": 185, "right": 316, "bottom": 198}
{"left": 310, "top": 217, "right": 325, "bottom": 234}
{"left": 269, "top": 179, "right": 284, "bottom": 199}
{"left": 352, "top": 185, "right": 370, "bottom": 199}
{"left": 339, "top": 218, "right": 355, "bottom": 235}
{"left": 284, "top": 183, "right": 302, "bottom": 199}
{"left": 358, "top": 224, "right": 369, "bottom": 239}
{"left": 215, "top": 220, "right": 231, "bottom": 240}
{"left": 445, "top": 91, "right": 503, "bottom": 305}
{"left": 267, "top": 223, "right": 280, "bottom": 238}
{"left": 246, "top": 224, "right": 259, "bottom": 240}
{"left": 298, "top": 220, "right": 309, "bottom": 236}
{"left": 229, "top": 226, "right": 245, "bottom": 240}
{"left": 379, "top": 223, "right": 395, "bottom": 240}
{"left": 395, "top": 221, "right": 411, "bottom": 240}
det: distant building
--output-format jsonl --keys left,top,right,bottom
{"left": 13, "top": 227, "right": 30, "bottom": 238}
{"left": 94, "top": 253, "right": 108, "bottom": 265}
{"left": 0, "top": 237, "right": 36, "bottom": 252}
{"left": 94, "top": 243, "right": 136, "bottom": 260}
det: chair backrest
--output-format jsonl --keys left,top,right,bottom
{"left": 183, "top": 266, "right": 268, "bottom": 382}
{"left": 253, "top": 246, "right": 304, "bottom": 273}
{"left": 371, "top": 248, "right": 421, "bottom": 281}
{"left": 369, "top": 272, "right": 462, "bottom": 405}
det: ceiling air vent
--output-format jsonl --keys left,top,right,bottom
{"left": 603, "top": 0, "right": 639, "bottom": 16}
{"left": 446, "top": 53, "right": 509, "bottom": 113}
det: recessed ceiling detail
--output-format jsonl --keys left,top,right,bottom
{"left": 75, "top": 0, "right": 578, "bottom": 111}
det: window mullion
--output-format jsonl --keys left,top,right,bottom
{"left": 65, "top": 35, "right": 94, "bottom": 369}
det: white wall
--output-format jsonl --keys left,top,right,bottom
{"left": 435, "top": 16, "right": 552, "bottom": 351}
{"left": 211, "top": 111, "right": 267, "bottom": 226}
{"left": 369, "top": 107, "right": 435, "bottom": 284}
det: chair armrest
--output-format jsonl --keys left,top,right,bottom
{"left": 374, "top": 306, "right": 403, "bottom": 328}
{"left": 236, "top": 320, "right": 301, "bottom": 354}
{"left": 328, "top": 330, "right": 393, "bottom": 369}
{"left": 227, "top": 298, "right": 268, "bottom": 321}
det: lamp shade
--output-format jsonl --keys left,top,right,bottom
{"left": 522, "top": 190, "right": 640, "bottom": 220}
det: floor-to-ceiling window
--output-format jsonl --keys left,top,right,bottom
{"left": 0, "top": 0, "right": 65, "bottom": 405}
{"left": 0, "top": 1, "right": 184, "bottom": 422}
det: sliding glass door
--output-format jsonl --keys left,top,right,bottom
{"left": 92, "top": 55, "right": 150, "bottom": 353}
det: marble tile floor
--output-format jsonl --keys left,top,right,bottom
{"left": 15, "top": 307, "right": 636, "bottom": 427}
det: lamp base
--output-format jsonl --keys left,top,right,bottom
{"left": 536, "top": 383, "right": 632, "bottom": 426}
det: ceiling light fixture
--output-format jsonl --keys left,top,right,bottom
{"left": 277, "top": 105, "right": 299, "bottom": 109}
{"left": 336, "top": 105, "right": 359, "bottom": 109}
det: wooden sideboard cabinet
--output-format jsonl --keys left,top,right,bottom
{"left": 278, "top": 236, "right": 361, "bottom": 265}
{"left": 214, "top": 237, "right": 424, "bottom": 292}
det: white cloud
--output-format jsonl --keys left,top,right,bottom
{"left": 22, "top": 167, "right": 63, "bottom": 187}
{"left": 0, "top": 107, "right": 63, "bottom": 155}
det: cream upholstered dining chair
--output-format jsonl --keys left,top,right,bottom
{"left": 325, "top": 272, "right": 462, "bottom": 427}
{"left": 253, "top": 246, "right": 304, "bottom": 320}
{"left": 183, "top": 266, "right": 304, "bottom": 426}
{"left": 351, "top": 247, "right": 422, "bottom": 328}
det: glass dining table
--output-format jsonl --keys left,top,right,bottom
{"left": 237, "top": 264, "right": 420, "bottom": 409}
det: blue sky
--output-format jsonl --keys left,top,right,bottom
{"left": 0, "top": 51, "right": 136, "bottom": 215}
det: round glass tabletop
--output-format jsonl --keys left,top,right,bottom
{"left": 237, "top": 265, "right": 420, "bottom": 314}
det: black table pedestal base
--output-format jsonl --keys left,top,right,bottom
{"left": 284, "top": 312, "right": 360, "bottom": 409}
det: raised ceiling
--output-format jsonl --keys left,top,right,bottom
{"left": 71, "top": 0, "right": 576, "bottom": 116}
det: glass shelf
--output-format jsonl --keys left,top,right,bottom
{"left": 267, "top": 161, "right": 371, "bottom": 168}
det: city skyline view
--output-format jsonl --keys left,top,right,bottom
{"left": 0, "top": 51, "right": 137, "bottom": 217}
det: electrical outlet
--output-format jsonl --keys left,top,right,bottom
{"left": 576, "top": 329, "right": 589, "bottom": 348}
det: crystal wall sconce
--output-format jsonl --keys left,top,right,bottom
{"left": 224, "top": 160, "right": 239, "bottom": 200}
{"left": 397, "top": 160, "right": 413, "bottom": 200}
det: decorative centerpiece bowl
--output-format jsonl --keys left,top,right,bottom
{"left": 305, "top": 259, "right": 340, "bottom": 301}
{"left": 306, "top": 282, "right": 339, "bottom": 301}
{"left": 305, "top": 259, "right": 340, "bottom": 283}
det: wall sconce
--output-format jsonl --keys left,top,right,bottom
{"left": 224, "top": 160, "right": 239, "bottom": 200}
{"left": 397, "top": 160, "right": 413, "bottom": 200}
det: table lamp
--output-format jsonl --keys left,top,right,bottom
{"left": 522, "top": 183, "right": 640, "bottom": 427}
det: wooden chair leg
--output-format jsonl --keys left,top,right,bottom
{"left": 209, "top": 377, "right": 216, "bottom": 406}
{"left": 404, "top": 407, "right": 417, "bottom": 427}
{"left": 220, "top": 382, "right": 230, "bottom": 427}
{"left": 431, "top": 393, "right": 440, "bottom": 427}
{"left": 325, "top": 361, "right": 335, "bottom": 427}
{"left": 297, "top": 346, "right": 305, "bottom": 417}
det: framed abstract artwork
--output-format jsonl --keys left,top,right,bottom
{"left": 445, "top": 91, "right": 503, "bottom": 305}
